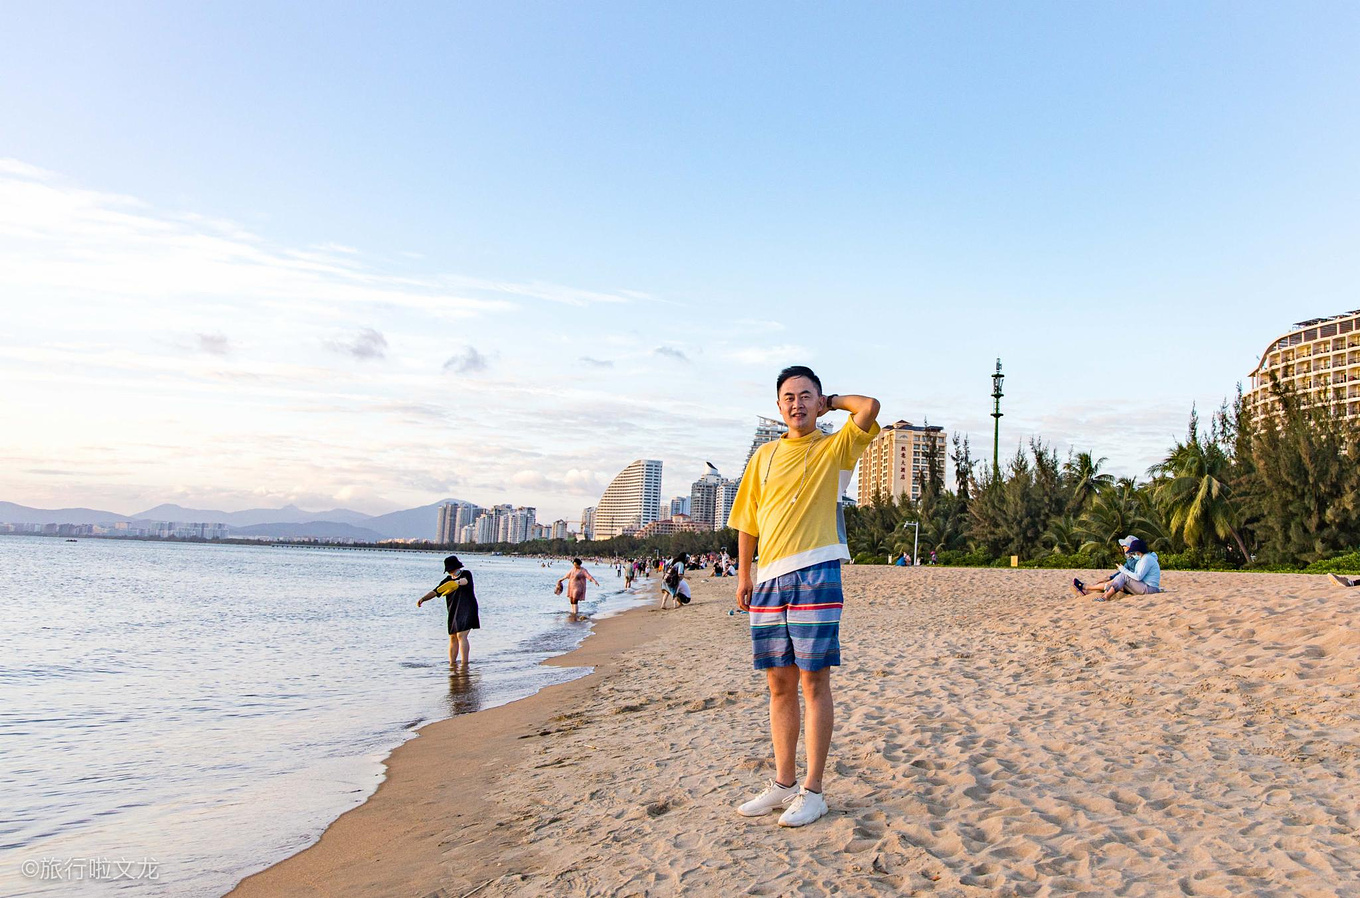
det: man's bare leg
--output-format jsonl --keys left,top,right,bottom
{"left": 800, "top": 667, "right": 833, "bottom": 792}
{"left": 767, "top": 666, "right": 801, "bottom": 788}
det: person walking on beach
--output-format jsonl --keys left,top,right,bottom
{"left": 729, "top": 365, "right": 880, "bottom": 828}
{"left": 416, "top": 555, "right": 481, "bottom": 666}
{"left": 557, "top": 558, "right": 599, "bottom": 614}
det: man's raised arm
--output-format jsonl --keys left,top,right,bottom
{"left": 824, "top": 393, "right": 880, "bottom": 431}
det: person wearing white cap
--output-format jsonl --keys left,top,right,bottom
{"left": 1072, "top": 536, "right": 1161, "bottom": 602}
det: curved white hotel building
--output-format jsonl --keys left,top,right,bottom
{"left": 593, "top": 459, "right": 663, "bottom": 539}
{"left": 1247, "top": 310, "right": 1360, "bottom": 419}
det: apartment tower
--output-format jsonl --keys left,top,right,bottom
{"left": 857, "top": 419, "right": 947, "bottom": 506}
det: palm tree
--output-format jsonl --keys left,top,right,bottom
{"left": 1149, "top": 411, "right": 1250, "bottom": 560}
{"left": 1077, "top": 479, "right": 1145, "bottom": 554}
{"left": 1064, "top": 451, "right": 1114, "bottom": 512}
{"left": 1042, "top": 514, "right": 1083, "bottom": 555}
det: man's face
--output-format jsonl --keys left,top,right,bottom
{"left": 777, "top": 376, "right": 822, "bottom": 432}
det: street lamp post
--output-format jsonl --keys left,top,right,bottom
{"left": 902, "top": 520, "right": 919, "bottom": 566}
{"left": 991, "top": 358, "right": 1005, "bottom": 477}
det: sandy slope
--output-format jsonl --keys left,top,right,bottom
{"left": 235, "top": 567, "right": 1360, "bottom": 898}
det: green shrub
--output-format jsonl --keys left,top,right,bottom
{"left": 852, "top": 552, "right": 889, "bottom": 565}
{"left": 1304, "top": 551, "right": 1360, "bottom": 574}
{"left": 934, "top": 549, "right": 993, "bottom": 567}
{"left": 1024, "top": 551, "right": 1102, "bottom": 570}
{"left": 1160, "top": 546, "right": 1239, "bottom": 571}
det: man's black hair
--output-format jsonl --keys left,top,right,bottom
{"left": 573, "top": 557, "right": 583, "bottom": 566}
{"left": 776, "top": 365, "right": 823, "bottom": 394}
{"left": 444, "top": 555, "right": 462, "bottom": 572}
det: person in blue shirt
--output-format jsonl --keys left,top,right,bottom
{"left": 1072, "top": 537, "right": 1161, "bottom": 602}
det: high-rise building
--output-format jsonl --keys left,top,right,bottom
{"left": 743, "top": 416, "right": 835, "bottom": 470}
{"left": 592, "top": 460, "right": 663, "bottom": 539}
{"left": 1247, "top": 311, "right": 1360, "bottom": 419}
{"left": 689, "top": 463, "right": 740, "bottom": 531}
{"left": 580, "top": 506, "right": 595, "bottom": 541}
{"left": 437, "top": 502, "right": 484, "bottom": 544}
{"left": 551, "top": 519, "right": 569, "bottom": 540}
{"left": 689, "top": 463, "right": 723, "bottom": 531}
{"left": 716, "top": 478, "right": 741, "bottom": 531}
{"left": 473, "top": 513, "right": 497, "bottom": 543}
{"left": 667, "top": 495, "right": 691, "bottom": 518}
{"left": 857, "top": 419, "right": 947, "bottom": 505}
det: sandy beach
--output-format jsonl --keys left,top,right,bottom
{"left": 232, "top": 567, "right": 1360, "bottom": 897}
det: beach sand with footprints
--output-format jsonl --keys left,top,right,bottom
{"left": 233, "top": 566, "right": 1359, "bottom": 897}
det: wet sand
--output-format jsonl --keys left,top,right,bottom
{"left": 232, "top": 567, "right": 1360, "bottom": 897}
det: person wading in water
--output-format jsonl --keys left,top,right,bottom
{"left": 417, "top": 555, "right": 480, "bottom": 666}
{"left": 556, "top": 557, "right": 599, "bottom": 615}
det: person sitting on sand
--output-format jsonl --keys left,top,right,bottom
{"left": 416, "top": 555, "right": 480, "bottom": 666}
{"left": 1073, "top": 537, "right": 1161, "bottom": 602}
{"left": 731, "top": 365, "right": 880, "bottom": 828}
{"left": 661, "top": 553, "right": 690, "bottom": 609}
{"left": 557, "top": 558, "right": 599, "bottom": 614}
{"left": 1328, "top": 573, "right": 1359, "bottom": 588}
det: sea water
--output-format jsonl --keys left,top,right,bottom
{"left": 0, "top": 536, "right": 643, "bottom": 896}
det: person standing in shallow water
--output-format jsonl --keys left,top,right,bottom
{"left": 417, "top": 555, "right": 480, "bottom": 666}
{"left": 557, "top": 557, "right": 599, "bottom": 615}
{"left": 729, "top": 365, "right": 880, "bottom": 828}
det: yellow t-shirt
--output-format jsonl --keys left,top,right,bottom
{"left": 727, "top": 416, "right": 880, "bottom": 584}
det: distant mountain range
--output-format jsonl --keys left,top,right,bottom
{"left": 0, "top": 499, "right": 467, "bottom": 541}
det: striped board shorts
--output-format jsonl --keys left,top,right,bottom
{"left": 749, "top": 560, "right": 843, "bottom": 672}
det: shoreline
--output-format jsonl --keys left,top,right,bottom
{"left": 228, "top": 578, "right": 671, "bottom": 897}
{"left": 230, "top": 567, "right": 1359, "bottom": 897}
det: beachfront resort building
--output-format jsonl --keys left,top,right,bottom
{"left": 1247, "top": 311, "right": 1360, "bottom": 419}
{"left": 592, "top": 460, "right": 663, "bottom": 540}
{"left": 857, "top": 419, "right": 947, "bottom": 505}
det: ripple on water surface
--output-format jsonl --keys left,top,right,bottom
{"left": 0, "top": 538, "right": 641, "bottom": 897}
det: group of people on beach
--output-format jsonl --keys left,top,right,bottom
{"left": 1071, "top": 535, "right": 1162, "bottom": 602}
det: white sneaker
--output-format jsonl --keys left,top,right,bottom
{"left": 778, "top": 788, "right": 829, "bottom": 827}
{"left": 736, "top": 779, "right": 799, "bottom": 817}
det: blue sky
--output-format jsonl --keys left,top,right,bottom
{"left": 2, "top": 2, "right": 1357, "bottom": 523}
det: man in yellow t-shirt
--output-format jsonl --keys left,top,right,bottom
{"left": 728, "top": 365, "right": 880, "bottom": 828}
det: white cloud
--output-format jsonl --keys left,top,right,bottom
{"left": 327, "top": 328, "right": 388, "bottom": 360}
{"left": 0, "top": 160, "right": 771, "bottom": 522}
{"left": 0, "top": 159, "right": 654, "bottom": 325}
{"left": 443, "top": 346, "right": 489, "bottom": 374}
{"left": 726, "top": 344, "right": 811, "bottom": 365}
